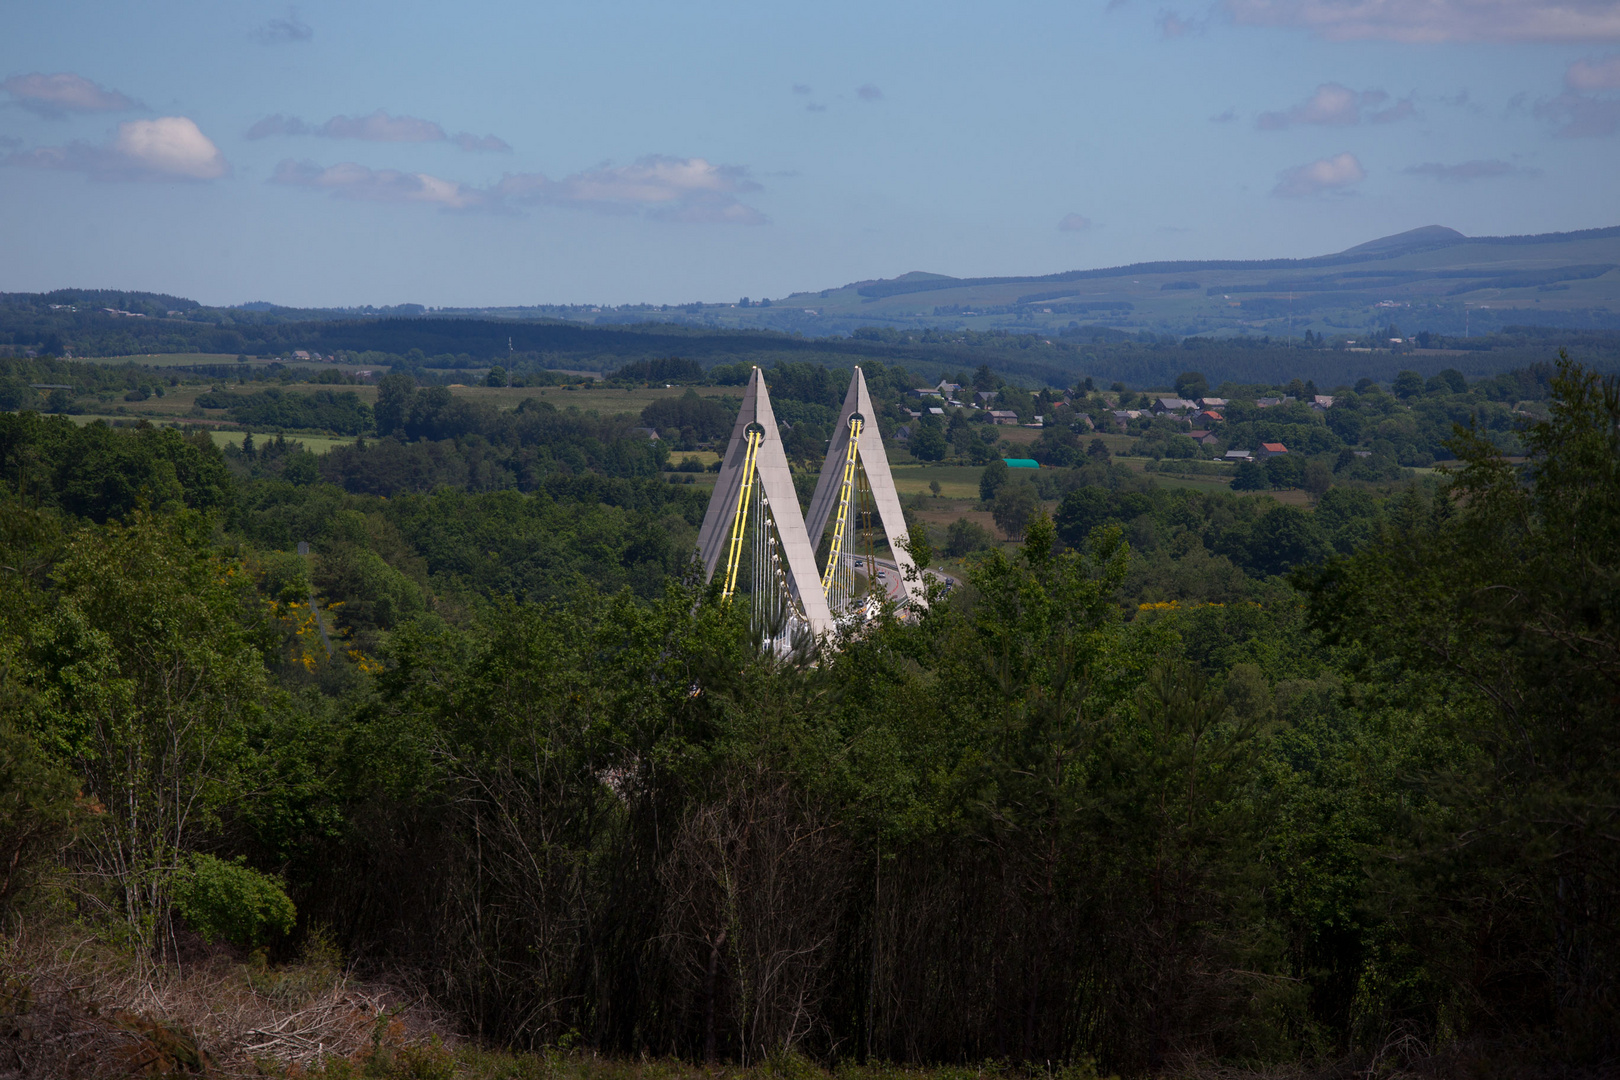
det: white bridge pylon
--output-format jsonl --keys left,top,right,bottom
{"left": 697, "top": 365, "right": 920, "bottom": 641}
{"left": 804, "top": 366, "right": 920, "bottom": 609}
{"left": 697, "top": 367, "right": 836, "bottom": 636}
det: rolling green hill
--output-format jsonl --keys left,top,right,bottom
{"left": 367, "top": 224, "right": 1620, "bottom": 340}
{"left": 739, "top": 224, "right": 1620, "bottom": 339}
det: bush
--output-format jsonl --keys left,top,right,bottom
{"left": 979, "top": 459, "right": 1009, "bottom": 502}
{"left": 1230, "top": 461, "right": 1267, "bottom": 491}
{"left": 0, "top": 726, "right": 81, "bottom": 916}
{"left": 172, "top": 853, "right": 296, "bottom": 947}
{"left": 991, "top": 479, "right": 1039, "bottom": 539}
{"left": 909, "top": 421, "right": 948, "bottom": 462}
{"left": 944, "top": 517, "right": 994, "bottom": 557}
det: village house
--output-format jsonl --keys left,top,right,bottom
{"left": 989, "top": 410, "right": 1021, "bottom": 425}
{"left": 1194, "top": 409, "right": 1224, "bottom": 424}
{"left": 1151, "top": 396, "right": 1197, "bottom": 415}
{"left": 1224, "top": 449, "right": 1253, "bottom": 462}
{"left": 1258, "top": 442, "right": 1289, "bottom": 459}
{"left": 1311, "top": 395, "right": 1336, "bottom": 409}
{"left": 1197, "top": 397, "right": 1228, "bottom": 409}
{"left": 1188, "top": 430, "right": 1220, "bottom": 446}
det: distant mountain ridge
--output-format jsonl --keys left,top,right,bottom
{"left": 4, "top": 223, "right": 1619, "bottom": 344}
{"left": 728, "top": 222, "right": 1620, "bottom": 339}
{"left": 845, "top": 224, "right": 1620, "bottom": 301}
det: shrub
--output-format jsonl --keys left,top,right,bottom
{"left": 172, "top": 853, "right": 295, "bottom": 947}
{"left": 945, "top": 518, "right": 994, "bottom": 557}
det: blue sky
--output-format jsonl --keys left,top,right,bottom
{"left": 2, "top": 0, "right": 1617, "bottom": 307}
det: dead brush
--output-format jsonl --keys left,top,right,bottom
{"left": 0, "top": 920, "right": 454, "bottom": 1077}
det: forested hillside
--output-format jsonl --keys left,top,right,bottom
{"left": 5, "top": 286, "right": 1619, "bottom": 392}
{"left": 0, "top": 354, "right": 1614, "bottom": 1076}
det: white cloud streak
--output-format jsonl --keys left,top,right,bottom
{"left": 497, "top": 156, "right": 766, "bottom": 222}
{"left": 1158, "top": 10, "right": 1206, "bottom": 36}
{"left": 3, "top": 116, "right": 228, "bottom": 181}
{"left": 248, "top": 109, "right": 511, "bottom": 152}
{"left": 1, "top": 72, "right": 140, "bottom": 118}
{"left": 1258, "top": 83, "right": 1413, "bottom": 128}
{"left": 271, "top": 160, "right": 482, "bottom": 208}
{"left": 252, "top": 9, "right": 313, "bottom": 44}
{"left": 1057, "top": 214, "right": 1093, "bottom": 231}
{"left": 1272, "top": 151, "right": 1365, "bottom": 196}
{"left": 272, "top": 154, "right": 767, "bottom": 223}
{"left": 1567, "top": 53, "right": 1620, "bottom": 89}
{"left": 1404, "top": 159, "right": 1536, "bottom": 180}
{"left": 1534, "top": 92, "right": 1620, "bottom": 136}
{"left": 1223, "top": 0, "right": 1620, "bottom": 43}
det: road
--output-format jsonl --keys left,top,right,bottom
{"left": 850, "top": 555, "right": 956, "bottom": 603}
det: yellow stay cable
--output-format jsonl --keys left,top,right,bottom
{"left": 821, "top": 417, "right": 862, "bottom": 595}
{"left": 721, "top": 429, "right": 762, "bottom": 601}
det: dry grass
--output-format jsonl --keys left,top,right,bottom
{"left": 0, "top": 922, "right": 453, "bottom": 1078}
{"left": 0, "top": 924, "right": 1494, "bottom": 1079}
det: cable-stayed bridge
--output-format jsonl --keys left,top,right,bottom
{"left": 696, "top": 366, "right": 920, "bottom": 642}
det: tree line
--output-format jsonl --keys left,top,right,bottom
{"left": 0, "top": 354, "right": 1613, "bottom": 1074}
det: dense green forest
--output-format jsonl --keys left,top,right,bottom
{"left": 0, "top": 352, "right": 1614, "bottom": 1076}
{"left": 5, "top": 287, "right": 1619, "bottom": 391}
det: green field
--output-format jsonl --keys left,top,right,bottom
{"left": 204, "top": 430, "right": 356, "bottom": 454}
{"left": 889, "top": 463, "right": 985, "bottom": 499}
{"left": 94, "top": 353, "right": 246, "bottom": 367}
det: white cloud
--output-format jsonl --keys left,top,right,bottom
{"left": 452, "top": 132, "right": 512, "bottom": 152}
{"left": 1534, "top": 92, "right": 1620, "bottom": 136}
{"left": 1223, "top": 0, "right": 1620, "bottom": 43}
{"left": 1158, "top": 10, "right": 1206, "bottom": 36}
{"left": 856, "top": 84, "right": 884, "bottom": 101}
{"left": 1057, "top": 213, "right": 1093, "bottom": 231}
{"left": 1369, "top": 95, "right": 1417, "bottom": 122}
{"left": 1, "top": 72, "right": 139, "bottom": 118}
{"left": 271, "top": 154, "right": 766, "bottom": 222}
{"left": 245, "top": 114, "right": 311, "bottom": 139}
{"left": 1567, "top": 53, "right": 1620, "bottom": 89}
{"left": 252, "top": 9, "right": 313, "bottom": 44}
{"left": 1272, "top": 151, "right": 1365, "bottom": 196}
{"left": 1404, "top": 159, "right": 1536, "bottom": 180}
{"left": 322, "top": 110, "right": 445, "bottom": 142}
{"left": 3, "top": 116, "right": 228, "bottom": 181}
{"left": 114, "top": 118, "right": 228, "bottom": 179}
{"left": 271, "top": 160, "right": 484, "bottom": 208}
{"left": 792, "top": 83, "right": 813, "bottom": 95}
{"left": 1439, "top": 90, "right": 1486, "bottom": 113}
{"left": 497, "top": 156, "right": 766, "bottom": 223}
{"left": 247, "top": 109, "right": 510, "bottom": 152}
{"left": 1258, "top": 83, "right": 1412, "bottom": 128}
